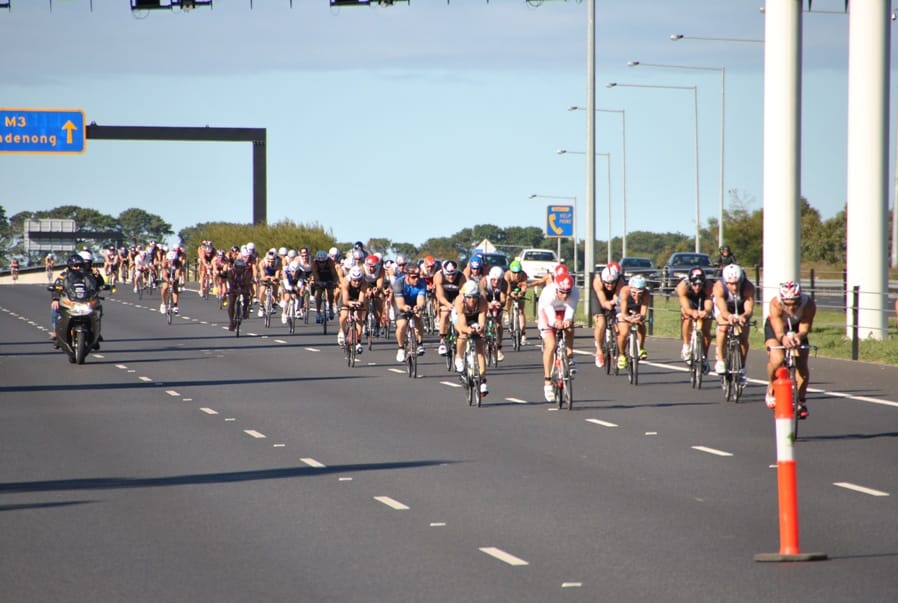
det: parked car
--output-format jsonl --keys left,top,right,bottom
{"left": 479, "top": 252, "right": 510, "bottom": 272}
{"left": 661, "top": 252, "right": 718, "bottom": 291}
{"left": 619, "top": 257, "right": 661, "bottom": 289}
{"left": 516, "top": 248, "right": 558, "bottom": 280}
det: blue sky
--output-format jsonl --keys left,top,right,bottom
{"left": 1, "top": 0, "right": 892, "bottom": 250}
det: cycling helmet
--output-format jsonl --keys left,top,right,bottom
{"left": 442, "top": 260, "right": 458, "bottom": 276}
{"left": 509, "top": 260, "right": 522, "bottom": 273}
{"left": 365, "top": 254, "right": 379, "bottom": 268}
{"left": 423, "top": 255, "right": 435, "bottom": 268}
{"left": 354, "top": 241, "right": 365, "bottom": 250}
{"left": 246, "top": 242, "right": 256, "bottom": 253}
{"left": 230, "top": 245, "right": 240, "bottom": 253}
{"left": 266, "top": 249, "right": 276, "bottom": 259}
{"left": 79, "top": 250, "right": 93, "bottom": 264}
{"left": 779, "top": 280, "right": 801, "bottom": 301}
{"left": 315, "top": 250, "right": 329, "bottom": 261}
{"left": 234, "top": 259, "right": 247, "bottom": 270}
{"left": 405, "top": 265, "right": 421, "bottom": 276}
{"left": 629, "top": 275, "right": 647, "bottom": 290}
{"left": 287, "top": 249, "right": 297, "bottom": 259}
{"left": 278, "top": 247, "right": 287, "bottom": 256}
{"left": 468, "top": 257, "right": 483, "bottom": 271}
{"left": 328, "top": 247, "right": 339, "bottom": 259}
{"left": 395, "top": 254, "right": 408, "bottom": 266}
{"left": 607, "top": 261, "right": 622, "bottom": 274}
{"left": 349, "top": 266, "right": 364, "bottom": 281}
{"left": 553, "top": 263, "right": 569, "bottom": 279}
{"left": 166, "top": 250, "right": 178, "bottom": 262}
{"left": 488, "top": 266, "right": 504, "bottom": 281}
{"left": 601, "top": 266, "right": 618, "bottom": 284}
{"left": 352, "top": 249, "right": 364, "bottom": 261}
{"left": 217, "top": 249, "right": 226, "bottom": 257}
{"left": 67, "top": 254, "right": 84, "bottom": 270}
{"left": 556, "top": 274, "right": 574, "bottom": 293}
{"left": 722, "top": 263, "right": 743, "bottom": 284}
{"left": 462, "top": 280, "right": 480, "bottom": 298}
{"left": 688, "top": 267, "right": 706, "bottom": 285}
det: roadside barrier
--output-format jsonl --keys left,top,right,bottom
{"left": 754, "top": 367, "right": 827, "bottom": 563}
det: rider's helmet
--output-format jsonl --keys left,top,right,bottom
{"left": 278, "top": 247, "right": 287, "bottom": 257}
{"left": 553, "top": 263, "right": 569, "bottom": 280}
{"left": 462, "top": 280, "right": 480, "bottom": 298}
{"left": 488, "top": 266, "right": 504, "bottom": 281}
{"left": 67, "top": 254, "right": 85, "bottom": 271}
{"left": 166, "top": 250, "right": 178, "bottom": 262}
{"left": 328, "top": 247, "right": 340, "bottom": 259}
{"left": 405, "top": 264, "right": 421, "bottom": 278}
{"left": 556, "top": 274, "right": 574, "bottom": 293}
{"left": 315, "top": 250, "right": 329, "bottom": 262}
{"left": 349, "top": 248, "right": 363, "bottom": 262}
{"left": 719, "top": 244, "right": 731, "bottom": 253}
{"left": 349, "top": 266, "right": 364, "bottom": 281}
{"left": 365, "top": 254, "right": 379, "bottom": 268}
{"left": 423, "top": 255, "right": 436, "bottom": 270}
{"left": 266, "top": 249, "right": 277, "bottom": 260}
{"left": 629, "top": 275, "right": 647, "bottom": 291}
{"left": 688, "top": 267, "right": 706, "bottom": 285}
{"left": 442, "top": 260, "right": 458, "bottom": 277}
{"left": 79, "top": 250, "right": 93, "bottom": 267}
{"left": 509, "top": 260, "right": 522, "bottom": 273}
{"left": 722, "top": 263, "right": 743, "bottom": 284}
{"left": 468, "top": 257, "right": 483, "bottom": 271}
{"left": 217, "top": 250, "right": 226, "bottom": 258}
{"left": 601, "top": 266, "right": 618, "bottom": 284}
{"left": 246, "top": 242, "right": 256, "bottom": 254}
{"left": 230, "top": 245, "right": 240, "bottom": 254}
{"left": 607, "top": 261, "right": 622, "bottom": 274}
{"left": 354, "top": 241, "right": 365, "bottom": 251}
{"left": 287, "top": 249, "right": 298, "bottom": 259}
{"left": 395, "top": 254, "right": 408, "bottom": 267}
{"left": 779, "top": 280, "right": 801, "bottom": 301}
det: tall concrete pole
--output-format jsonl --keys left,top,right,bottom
{"left": 584, "top": 0, "right": 596, "bottom": 319}
{"left": 762, "top": 0, "right": 802, "bottom": 319}
{"left": 846, "top": 0, "right": 890, "bottom": 339}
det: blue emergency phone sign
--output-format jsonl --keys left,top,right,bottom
{"left": 0, "top": 108, "right": 86, "bottom": 154}
{"left": 545, "top": 204, "right": 574, "bottom": 238}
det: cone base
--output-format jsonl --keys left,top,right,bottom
{"left": 753, "top": 552, "right": 828, "bottom": 562}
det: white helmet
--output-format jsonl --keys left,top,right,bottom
{"left": 278, "top": 247, "right": 287, "bottom": 256}
{"left": 488, "top": 266, "right": 504, "bottom": 280}
{"left": 166, "top": 250, "right": 178, "bottom": 262}
{"left": 79, "top": 250, "right": 93, "bottom": 263}
{"left": 328, "top": 247, "right": 339, "bottom": 259}
{"left": 722, "top": 264, "right": 743, "bottom": 284}
{"left": 246, "top": 242, "right": 256, "bottom": 252}
{"left": 349, "top": 266, "right": 364, "bottom": 281}
{"left": 601, "top": 266, "right": 618, "bottom": 284}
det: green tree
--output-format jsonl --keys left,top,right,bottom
{"left": 118, "top": 208, "right": 174, "bottom": 246}
{"left": 36, "top": 205, "right": 118, "bottom": 231}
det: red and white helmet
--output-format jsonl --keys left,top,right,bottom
{"left": 556, "top": 274, "right": 574, "bottom": 292}
{"left": 601, "top": 266, "right": 619, "bottom": 284}
{"left": 779, "top": 280, "right": 801, "bottom": 301}
{"left": 722, "top": 264, "right": 743, "bottom": 284}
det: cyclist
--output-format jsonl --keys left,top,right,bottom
{"left": 281, "top": 254, "right": 308, "bottom": 323}
{"left": 391, "top": 264, "right": 427, "bottom": 362}
{"left": 764, "top": 280, "right": 816, "bottom": 416}
{"left": 337, "top": 266, "right": 368, "bottom": 352}
{"left": 44, "top": 252, "right": 56, "bottom": 281}
{"left": 226, "top": 258, "right": 253, "bottom": 330}
{"left": 537, "top": 272, "right": 578, "bottom": 403}
{"left": 592, "top": 264, "right": 624, "bottom": 368}
{"left": 481, "top": 266, "right": 508, "bottom": 362}
{"left": 197, "top": 240, "right": 216, "bottom": 296}
{"left": 159, "top": 249, "right": 184, "bottom": 315}
{"left": 676, "top": 267, "right": 714, "bottom": 372}
{"left": 256, "top": 249, "right": 282, "bottom": 318}
{"left": 453, "top": 280, "right": 489, "bottom": 396}
{"left": 361, "top": 254, "right": 386, "bottom": 328}
{"left": 617, "top": 275, "right": 651, "bottom": 370}
{"left": 310, "top": 250, "right": 339, "bottom": 323}
{"left": 716, "top": 244, "right": 737, "bottom": 270}
{"left": 463, "top": 255, "right": 485, "bottom": 281}
{"left": 712, "top": 264, "right": 756, "bottom": 381}
{"left": 504, "top": 260, "right": 529, "bottom": 345}
{"left": 9, "top": 258, "right": 19, "bottom": 281}
{"left": 434, "top": 260, "right": 466, "bottom": 356}
{"left": 212, "top": 250, "right": 229, "bottom": 297}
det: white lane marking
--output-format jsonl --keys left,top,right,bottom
{"left": 300, "top": 457, "right": 326, "bottom": 468}
{"left": 274, "top": 339, "right": 287, "bottom": 344}
{"left": 374, "top": 496, "right": 410, "bottom": 510}
{"left": 244, "top": 430, "right": 266, "bottom": 439}
{"left": 691, "top": 445, "right": 734, "bottom": 457}
{"left": 440, "top": 381, "right": 462, "bottom": 388}
{"left": 93, "top": 354, "right": 105, "bottom": 359}
{"left": 273, "top": 443, "right": 285, "bottom": 448}
{"left": 479, "top": 547, "right": 529, "bottom": 566}
{"left": 645, "top": 432, "right": 658, "bottom": 436}
{"left": 200, "top": 408, "right": 219, "bottom": 415}
{"left": 562, "top": 583, "right": 583, "bottom": 588}
{"left": 586, "top": 418, "right": 618, "bottom": 428}
{"left": 165, "top": 390, "right": 180, "bottom": 397}
{"left": 338, "top": 477, "right": 353, "bottom": 481}
{"left": 304, "top": 347, "right": 320, "bottom": 352}
{"left": 823, "top": 390, "right": 898, "bottom": 408}
{"left": 430, "top": 522, "right": 447, "bottom": 527}
{"left": 138, "top": 376, "right": 153, "bottom": 382}
{"left": 182, "top": 398, "right": 193, "bottom": 402}
{"left": 833, "top": 482, "right": 890, "bottom": 497}
{"left": 225, "top": 418, "right": 236, "bottom": 422}
{"left": 506, "top": 397, "right": 528, "bottom": 404}
{"left": 388, "top": 368, "right": 405, "bottom": 374}
{"left": 127, "top": 370, "right": 136, "bottom": 373}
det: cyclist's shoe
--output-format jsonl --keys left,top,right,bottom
{"left": 543, "top": 383, "right": 554, "bottom": 403}
{"left": 355, "top": 343, "right": 363, "bottom": 355}
{"left": 480, "top": 381, "right": 489, "bottom": 396}
{"left": 257, "top": 308, "right": 264, "bottom": 318}
{"left": 159, "top": 303, "right": 167, "bottom": 314}
{"left": 765, "top": 390, "right": 777, "bottom": 409}
{"left": 617, "top": 356, "right": 628, "bottom": 370}
{"left": 296, "top": 309, "right": 304, "bottom": 319}
{"left": 337, "top": 331, "right": 345, "bottom": 346}
{"left": 681, "top": 344, "right": 690, "bottom": 361}
{"left": 798, "top": 403, "right": 809, "bottom": 420}
{"left": 416, "top": 345, "right": 426, "bottom": 356}
{"left": 568, "top": 357, "right": 577, "bottom": 375}
{"left": 228, "top": 322, "right": 236, "bottom": 331}
{"left": 520, "top": 334, "right": 527, "bottom": 345}
{"left": 328, "top": 309, "right": 335, "bottom": 320}
{"left": 714, "top": 359, "right": 726, "bottom": 374}
{"left": 739, "top": 369, "right": 747, "bottom": 385}
{"left": 281, "top": 312, "right": 288, "bottom": 324}
{"left": 438, "top": 341, "right": 447, "bottom": 356}
{"left": 702, "top": 359, "right": 710, "bottom": 375}
{"left": 639, "top": 349, "right": 647, "bottom": 360}
{"left": 455, "top": 357, "right": 465, "bottom": 373}
{"left": 497, "top": 349, "right": 505, "bottom": 362}
{"left": 596, "top": 352, "right": 604, "bottom": 368}
{"left": 396, "top": 348, "right": 406, "bottom": 363}
{"left": 173, "top": 306, "right": 179, "bottom": 315}
{"left": 133, "top": 285, "right": 138, "bottom": 293}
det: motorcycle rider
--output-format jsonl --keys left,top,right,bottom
{"left": 50, "top": 254, "right": 106, "bottom": 350}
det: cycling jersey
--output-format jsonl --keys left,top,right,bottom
{"left": 537, "top": 283, "right": 578, "bottom": 331}
{"left": 392, "top": 275, "right": 427, "bottom": 308}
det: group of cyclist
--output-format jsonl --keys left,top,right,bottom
{"left": 590, "top": 247, "right": 816, "bottom": 418}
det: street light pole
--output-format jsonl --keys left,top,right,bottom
{"left": 629, "top": 61, "right": 726, "bottom": 248}
{"left": 607, "top": 82, "right": 702, "bottom": 253}
{"left": 558, "top": 150, "right": 612, "bottom": 263}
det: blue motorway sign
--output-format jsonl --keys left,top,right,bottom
{"left": 545, "top": 204, "right": 574, "bottom": 238}
{"left": 0, "top": 108, "right": 86, "bottom": 154}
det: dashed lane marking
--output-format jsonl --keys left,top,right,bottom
{"left": 374, "top": 496, "right": 410, "bottom": 510}
{"left": 165, "top": 390, "right": 180, "bottom": 397}
{"left": 506, "top": 397, "right": 528, "bottom": 404}
{"left": 300, "top": 458, "right": 326, "bottom": 468}
{"left": 691, "top": 445, "right": 733, "bottom": 457}
{"left": 586, "top": 418, "right": 618, "bottom": 427}
{"left": 138, "top": 376, "right": 153, "bottom": 382}
{"left": 200, "top": 408, "right": 219, "bottom": 415}
{"left": 440, "top": 381, "right": 462, "bottom": 388}
{"left": 244, "top": 430, "right": 266, "bottom": 439}
{"left": 479, "top": 547, "right": 529, "bottom": 566}
{"left": 833, "top": 482, "right": 890, "bottom": 497}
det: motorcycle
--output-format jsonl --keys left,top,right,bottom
{"left": 49, "top": 273, "right": 111, "bottom": 364}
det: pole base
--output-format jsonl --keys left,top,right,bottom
{"left": 753, "top": 552, "right": 828, "bottom": 562}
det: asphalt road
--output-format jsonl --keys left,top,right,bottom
{"left": 1, "top": 282, "right": 896, "bottom": 602}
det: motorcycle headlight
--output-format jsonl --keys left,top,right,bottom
{"left": 68, "top": 302, "right": 95, "bottom": 316}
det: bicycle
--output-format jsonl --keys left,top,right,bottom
{"left": 459, "top": 333, "right": 484, "bottom": 407}
{"left": 720, "top": 321, "right": 752, "bottom": 403}
{"left": 216, "top": 276, "right": 228, "bottom": 310}
{"left": 284, "top": 291, "right": 298, "bottom": 335}
{"left": 550, "top": 328, "right": 574, "bottom": 410}
{"left": 302, "top": 286, "right": 311, "bottom": 325}
{"left": 484, "top": 313, "right": 499, "bottom": 369}
{"left": 260, "top": 280, "right": 275, "bottom": 328}
{"left": 366, "top": 296, "right": 379, "bottom": 351}
{"left": 344, "top": 306, "right": 363, "bottom": 368}
{"left": 232, "top": 292, "right": 247, "bottom": 337}
{"left": 767, "top": 342, "right": 817, "bottom": 439}
{"left": 444, "top": 321, "right": 458, "bottom": 372}
{"left": 601, "top": 310, "right": 620, "bottom": 377}
{"left": 625, "top": 320, "right": 641, "bottom": 386}
{"left": 422, "top": 293, "right": 437, "bottom": 336}
{"left": 199, "top": 266, "right": 211, "bottom": 301}
{"left": 402, "top": 309, "right": 419, "bottom": 379}
{"left": 687, "top": 317, "right": 707, "bottom": 389}
{"left": 163, "top": 285, "right": 174, "bottom": 325}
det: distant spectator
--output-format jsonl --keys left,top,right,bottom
{"left": 716, "top": 245, "right": 737, "bottom": 270}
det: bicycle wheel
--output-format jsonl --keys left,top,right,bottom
{"left": 790, "top": 364, "right": 801, "bottom": 439}
{"left": 166, "top": 291, "right": 173, "bottom": 325}
{"left": 445, "top": 333, "right": 455, "bottom": 372}
{"left": 346, "top": 326, "right": 355, "bottom": 368}
{"left": 367, "top": 312, "right": 377, "bottom": 351}
{"left": 137, "top": 278, "right": 144, "bottom": 300}
{"left": 286, "top": 298, "right": 295, "bottom": 334}
{"left": 627, "top": 333, "right": 638, "bottom": 385}
{"left": 235, "top": 298, "right": 243, "bottom": 337}
{"left": 303, "top": 290, "right": 311, "bottom": 324}
{"left": 264, "top": 291, "right": 272, "bottom": 328}
{"left": 562, "top": 353, "right": 573, "bottom": 410}
{"left": 733, "top": 352, "right": 744, "bottom": 402}
{"left": 690, "top": 335, "right": 700, "bottom": 389}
